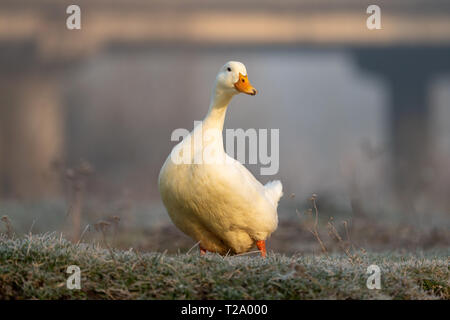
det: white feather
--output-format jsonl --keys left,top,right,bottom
{"left": 264, "top": 180, "right": 283, "bottom": 208}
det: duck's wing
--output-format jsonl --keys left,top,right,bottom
{"left": 222, "top": 154, "right": 282, "bottom": 207}
{"left": 205, "top": 155, "right": 281, "bottom": 235}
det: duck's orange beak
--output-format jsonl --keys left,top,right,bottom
{"left": 234, "top": 73, "right": 257, "bottom": 96}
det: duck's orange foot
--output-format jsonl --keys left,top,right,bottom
{"left": 256, "top": 240, "right": 266, "bottom": 258}
{"left": 200, "top": 246, "right": 207, "bottom": 256}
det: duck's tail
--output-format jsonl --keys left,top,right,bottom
{"left": 264, "top": 180, "right": 283, "bottom": 208}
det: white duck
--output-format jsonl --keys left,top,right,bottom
{"left": 158, "top": 61, "right": 283, "bottom": 257}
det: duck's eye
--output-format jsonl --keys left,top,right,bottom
{"left": 227, "top": 67, "right": 232, "bottom": 72}
{"left": 241, "top": 78, "right": 245, "bottom": 82}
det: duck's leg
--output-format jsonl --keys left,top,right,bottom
{"left": 200, "top": 246, "right": 207, "bottom": 256}
{"left": 256, "top": 240, "right": 266, "bottom": 258}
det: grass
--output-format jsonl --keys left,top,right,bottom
{"left": 0, "top": 233, "right": 448, "bottom": 300}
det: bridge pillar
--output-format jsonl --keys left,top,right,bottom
{"left": 0, "top": 41, "right": 64, "bottom": 198}
{"left": 354, "top": 46, "right": 450, "bottom": 203}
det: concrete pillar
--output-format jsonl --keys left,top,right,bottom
{"left": 354, "top": 46, "right": 450, "bottom": 200}
{"left": 0, "top": 74, "right": 64, "bottom": 198}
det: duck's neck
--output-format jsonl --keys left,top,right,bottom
{"left": 203, "top": 87, "right": 234, "bottom": 132}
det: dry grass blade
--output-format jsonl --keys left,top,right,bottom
{"left": 327, "top": 219, "right": 361, "bottom": 264}
{"left": 186, "top": 241, "right": 200, "bottom": 255}
{"left": 299, "top": 194, "right": 328, "bottom": 254}
{"left": 94, "top": 220, "right": 117, "bottom": 264}
{"left": 77, "top": 224, "right": 91, "bottom": 245}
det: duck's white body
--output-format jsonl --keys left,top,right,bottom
{"left": 158, "top": 61, "right": 283, "bottom": 255}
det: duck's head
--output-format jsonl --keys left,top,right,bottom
{"left": 215, "top": 61, "right": 257, "bottom": 96}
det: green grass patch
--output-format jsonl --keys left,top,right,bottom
{"left": 0, "top": 233, "right": 448, "bottom": 299}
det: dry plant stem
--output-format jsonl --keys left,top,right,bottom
{"left": 94, "top": 221, "right": 117, "bottom": 265}
{"left": 65, "top": 160, "right": 93, "bottom": 243}
{"left": 101, "top": 229, "right": 117, "bottom": 264}
{"left": 186, "top": 241, "right": 200, "bottom": 255}
{"left": 70, "top": 186, "right": 83, "bottom": 243}
{"left": 343, "top": 220, "right": 356, "bottom": 253}
{"left": 77, "top": 224, "right": 90, "bottom": 245}
{"left": 110, "top": 216, "right": 120, "bottom": 247}
{"left": 234, "top": 250, "right": 261, "bottom": 257}
{"left": 327, "top": 220, "right": 359, "bottom": 264}
{"left": 1, "top": 216, "right": 14, "bottom": 238}
{"left": 342, "top": 220, "right": 363, "bottom": 253}
{"left": 308, "top": 197, "right": 328, "bottom": 254}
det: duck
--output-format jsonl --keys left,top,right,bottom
{"left": 158, "top": 61, "right": 283, "bottom": 257}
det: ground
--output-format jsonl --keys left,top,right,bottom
{"left": 0, "top": 233, "right": 448, "bottom": 299}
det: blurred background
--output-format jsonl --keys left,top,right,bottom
{"left": 0, "top": 0, "right": 449, "bottom": 254}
